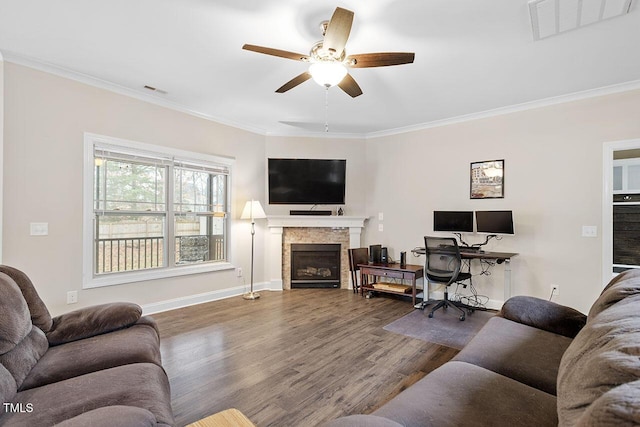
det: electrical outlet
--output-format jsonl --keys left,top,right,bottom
{"left": 236, "top": 268, "right": 243, "bottom": 277}
{"left": 378, "top": 223, "right": 384, "bottom": 232}
{"left": 550, "top": 284, "right": 559, "bottom": 297}
{"left": 66, "top": 291, "right": 78, "bottom": 304}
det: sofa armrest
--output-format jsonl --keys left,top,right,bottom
{"left": 498, "top": 296, "right": 586, "bottom": 338}
{"left": 46, "top": 302, "right": 142, "bottom": 346}
{"left": 53, "top": 406, "right": 157, "bottom": 427}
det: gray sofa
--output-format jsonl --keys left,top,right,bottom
{"left": 0, "top": 265, "right": 174, "bottom": 426}
{"left": 326, "top": 269, "right": 640, "bottom": 426}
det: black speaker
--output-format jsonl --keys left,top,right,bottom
{"left": 381, "top": 247, "right": 389, "bottom": 264}
{"left": 369, "top": 244, "right": 382, "bottom": 263}
{"left": 400, "top": 251, "right": 406, "bottom": 268}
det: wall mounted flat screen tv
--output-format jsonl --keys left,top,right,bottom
{"left": 475, "top": 210, "right": 514, "bottom": 235}
{"left": 268, "top": 158, "right": 346, "bottom": 205}
{"left": 433, "top": 211, "right": 474, "bottom": 232}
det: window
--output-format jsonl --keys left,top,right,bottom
{"left": 84, "top": 134, "right": 234, "bottom": 288}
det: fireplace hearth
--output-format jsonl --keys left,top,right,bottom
{"left": 291, "top": 243, "right": 341, "bottom": 288}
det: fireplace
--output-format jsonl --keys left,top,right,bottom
{"left": 290, "top": 243, "right": 341, "bottom": 288}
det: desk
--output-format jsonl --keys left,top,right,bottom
{"left": 413, "top": 248, "right": 518, "bottom": 301}
{"left": 359, "top": 263, "right": 424, "bottom": 305}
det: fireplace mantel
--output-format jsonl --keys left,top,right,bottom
{"left": 267, "top": 215, "right": 368, "bottom": 229}
{"left": 266, "top": 215, "right": 368, "bottom": 290}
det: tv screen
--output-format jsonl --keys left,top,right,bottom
{"left": 475, "top": 210, "right": 514, "bottom": 235}
{"left": 268, "top": 158, "right": 346, "bottom": 205}
{"left": 433, "top": 211, "right": 474, "bottom": 232}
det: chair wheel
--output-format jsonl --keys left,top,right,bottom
{"left": 428, "top": 312, "right": 434, "bottom": 318}
{"left": 459, "top": 315, "right": 465, "bottom": 321}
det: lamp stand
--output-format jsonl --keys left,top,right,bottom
{"left": 243, "top": 219, "right": 260, "bottom": 300}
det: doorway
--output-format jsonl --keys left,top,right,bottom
{"left": 603, "top": 138, "right": 640, "bottom": 286}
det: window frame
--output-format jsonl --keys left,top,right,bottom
{"left": 83, "top": 133, "right": 235, "bottom": 289}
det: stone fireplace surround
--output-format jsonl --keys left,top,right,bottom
{"left": 266, "top": 216, "right": 368, "bottom": 290}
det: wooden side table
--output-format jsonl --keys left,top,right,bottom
{"left": 359, "top": 262, "right": 424, "bottom": 306}
{"left": 186, "top": 408, "right": 256, "bottom": 427}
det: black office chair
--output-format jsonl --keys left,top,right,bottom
{"left": 348, "top": 248, "right": 369, "bottom": 294}
{"left": 422, "top": 236, "right": 472, "bottom": 321}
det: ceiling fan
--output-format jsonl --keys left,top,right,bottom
{"left": 242, "top": 7, "right": 415, "bottom": 98}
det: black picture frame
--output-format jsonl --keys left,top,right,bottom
{"left": 470, "top": 159, "right": 504, "bottom": 199}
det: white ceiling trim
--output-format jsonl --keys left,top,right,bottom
{"left": 3, "top": 50, "right": 640, "bottom": 141}
{"left": 366, "top": 79, "right": 640, "bottom": 139}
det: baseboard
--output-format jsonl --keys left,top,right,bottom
{"left": 141, "top": 281, "right": 273, "bottom": 315}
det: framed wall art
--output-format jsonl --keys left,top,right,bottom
{"left": 470, "top": 159, "right": 504, "bottom": 199}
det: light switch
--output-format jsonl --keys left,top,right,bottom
{"left": 30, "top": 223, "right": 48, "bottom": 236}
{"left": 378, "top": 223, "right": 384, "bottom": 232}
{"left": 378, "top": 212, "right": 384, "bottom": 221}
{"left": 582, "top": 225, "right": 597, "bottom": 238}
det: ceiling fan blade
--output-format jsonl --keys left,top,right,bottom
{"left": 347, "top": 52, "right": 415, "bottom": 68}
{"left": 338, "top": 73, "right": 363, "bottom": 98}
{"left": 323, "top": 7, "right": 354, "bottom": 57}
{"left": 242, "top": 44, "right": 310, "bottom": 62}
{"left": 276, "top": 72, "right": 312, "bottom": 93}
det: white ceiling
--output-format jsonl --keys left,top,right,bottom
{"left": 0, "top": 0, "right": 639, "bottom": 137}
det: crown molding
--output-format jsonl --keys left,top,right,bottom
{"left": 3, "top": 50, "right": 640, "bottom": 140}
{"left": 366, "top": 79, "right": 640, "bottom": 139}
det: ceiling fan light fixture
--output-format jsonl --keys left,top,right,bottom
{"left": 309, "top": 61, "right": 348, "bottom": 87}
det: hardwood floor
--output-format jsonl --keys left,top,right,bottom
{"left": 153, "top": 289, "right": 459, "bottom": 427}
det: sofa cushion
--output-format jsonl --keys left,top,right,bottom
{"left": 372, "top": 361, "right": 557, "bottom": 427}
{"left": 0, "top": 326, "right": 48, "bottom": 389}
{"left": 558, "top": 279, "right": 640, "bottom": 426}
{"left": 0, "top": 363, "right": 174, "bottom": 427}
{"left": 0, "top": 273, "right": 32, "bottom": 355}
{"left": 574, "top": 380, "right": 640, "bottom": 426}
{"left": 588, "top": 269, "right": 640, "bottom": 320}
{"left": 21, "top": 319, "right": 161, "bottom": 390}
{"left": 0, "top": 266, "right": 53, "bottom": 333}
{"left": 323, "top": 414, "right": 403, "bottom": 427}
{"left": 53, "top": 405, "right": 159, "bottom": 427}
{"left": 453, "top": 316, "right": 572, "bottom": 395}
{"left": 0, "top": 363, "right": 18, "bottom": 409}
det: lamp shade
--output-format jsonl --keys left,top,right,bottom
{"left": 309, "top": 62, "right": 348, "bottom": 87}
{"left": 241, "top": 200, "right": 266, "bottom": 220}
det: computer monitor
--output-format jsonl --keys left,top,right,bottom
{"left": 475, "top": 210, "right": 514, "bottom": 235}
{"left": 433, "top": 211, "right": 474, "bottom": 233}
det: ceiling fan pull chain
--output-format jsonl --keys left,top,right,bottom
{"left": 325, "top": 87, "right": 330, "bottom": 133}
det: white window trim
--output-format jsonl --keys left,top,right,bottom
{"left": 82, "top": 133, "right": 235, "bottom": 289}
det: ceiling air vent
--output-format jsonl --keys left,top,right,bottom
{"left": 143, "top": 85, "right": 168, "bottom": 95}
{"left": 528, "top": 0, "right": 634, "bottom": 40}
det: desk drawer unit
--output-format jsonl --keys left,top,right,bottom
{"left": 372, "top": 269, "right": 405, "bottom": 280}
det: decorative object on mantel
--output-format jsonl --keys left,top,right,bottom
{"left": 240, "top": 200, "right": 267, "bottom": 300}
{"left": 337, "top": 207, "right": 344, "bottom": 216}
{"left": 470, "top": 159, "right": 504, "bottom": 199}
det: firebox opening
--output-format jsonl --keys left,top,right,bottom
{"left": 290, "top": 243, "right": 341, "bottom": 288}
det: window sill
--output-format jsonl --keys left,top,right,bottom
{"left": 83, "top": 262, "right": 235, "bottom": 289}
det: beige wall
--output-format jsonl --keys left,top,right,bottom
{"left": 3, "top": 60, "right": 640, "bottom": 316}
{"left": 2, "top": 62, "right": 266, "bottom": 315}
{"left": 364, "top": 89, "right": 640, "bottom": 313}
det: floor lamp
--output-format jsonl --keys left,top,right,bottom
{"left": 241, "top": 200, "right": 266, "bottom": 300}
